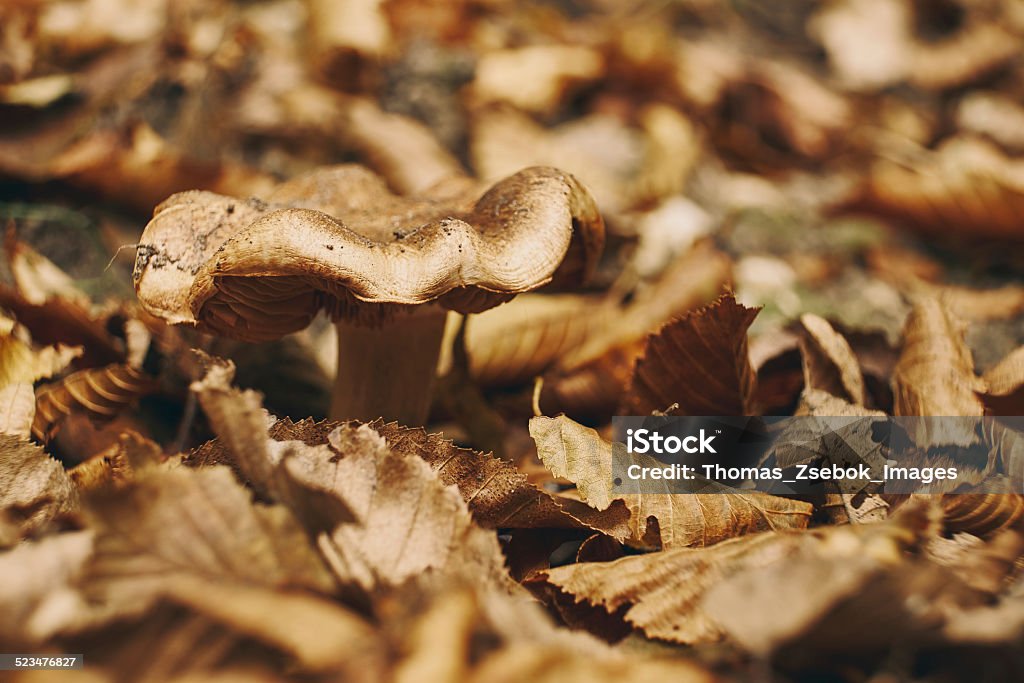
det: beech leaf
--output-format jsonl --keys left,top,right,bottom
{"left": 623, "top": 292, "right": 760, "bottom": 416}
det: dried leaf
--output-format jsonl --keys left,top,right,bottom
{"left": 190, "top": 356, "right": 357, "bottom": 532}
{"left": 0, "top": 314, "right": 80, "bottom": 387}
{"left": 0, "top": 530, "right": 93, "bottom": 644}
{"left": 530, "top": 415, "right": 812, "bottom": 549}
{"left": 0, "top": 286, "right": 124, "bottom": 368}
{"left": 0, "top": 435, "right": 77, "bottom": 539}
{"left": 542, "top": 245, "right": 731, "bottom": 419}
{"left": 942, "top": 479, "right": 1024, "bottom": 538}
{"left": 68, "top": 442, "right": 133, "bottom": 494}
{"left": 82, "top": 465, "right": 336, "bottom": 617}
{"left": 160, "top": 576, "right": 380, "bottom": 674}
{"left": 892, "top": 298, "right": 984, "bottom": 447}
{"left": 315, "top": 423, "right": 510, "bottom": 592}
{"left": 5, "top": 230, "right": 90, "bottom": 307}
{"left": 624, "top": 293, "right": 760, "bottom": 416}
{"left": 437, "top": 294, "right": 616, "bottom": 388}
{"left": 343, "top": 98, "right": 466, "bottom": 195}
{"left": 0, "top": 382, "right": 35, "bottom": 438}
{"left": 857, "top": 137, "right": 1024, "bottom": 241}
{"left": 33, "top": 364, "right": 159, "bottom": 443}
{"left": 537, "top": 502, "right": 939, "bottom": 645}
{"left": 799, "top": 313, "right": 866, "bottom": 405}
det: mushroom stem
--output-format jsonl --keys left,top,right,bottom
{"left": 330, "top": 307, "right": 448, "bottom": 425}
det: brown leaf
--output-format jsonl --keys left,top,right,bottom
{"left": 82, "top": 464, "right": 336, "bottom": 617}
{"left": 0, "top": 435, "right": 78, "bottom": 541}
{"left": 0, "top": 314, "right": 80, "bottom": 387}
{"left": 0, "top": 286, "right": 124, "bottom": 368}
{"left": 0, "top": 382, "right": 35, "bottom": 438}
{"left": 5, "top": 229, "right": 90, "bottom": 307}
{"left": 537, "top": 502, "right": 940, "bottom": 645}
{"left": 892, "top": 298, "right": 984, "bottom": 447}
{"left": 856, "top": 137, "right": 1024, "bottom": 241}
{"left": 799, "top": 313, "right": 866, "bottom": 405}
{"left": 0, "top": 531, "right": 93, "bottom": 644}
{"left": 160, "top": 577, "right": 380, "bottom": 674}
{"left": 540, "top": 243, "right": 731, "bottom": 419}
{"left": 438, "top": 294, "right": 615, "bottom": 388}
{"left": 33, "top": 364, "right": 159, "bottom": 443}
{"left": 316, "top": 423, "right": 511, "bottom": 592}
{"left": 624, "top": 292, "right": 760, "bottom": 416}
{"left": 67, "top": 444, "right": 133, "bottom": 494}
{"left": 530, "top": 415, "right": 812, "bottom": 549}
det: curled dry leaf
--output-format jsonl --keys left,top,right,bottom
{"left": 623, "top": 292, "right": 759, "bottom": 416}
{"left": 381, "top": 578, "right": 716, "bottom": 683}
{"left": 799, "top": 313, "right": 866, "bottom": 405}
{"left": 307, "top": 0, "right": 391, "bottom": 85}
{"left": 892, "top": 298, "right": 984, "bottom": 447}
{"left": 0, "top": 286, "right": 124, "bottom": 368}
{"left": 530, "top": 415, "right": 812, "bottom": 549}
{"left": 190, "top": 355, "right": 359, "bottom": 532}
{"left": 941, "top": 477, "right": 1024, "bottom": 538}
{"left": 472, "top": 106, "right": 698, "bottom": 215}
{"left": 158, "top": 577, "right": 381, "bottom": 675}
{"left": 32, "top": 364, "right": 159, "bottom": 443}
{"left": 537, "top": 502, "right": 943, "bottom": 647}
{"left": 542, "top": 243, "right": 731, "bottom": 418}
{"left": 0, "top": 435, "right": 78, "bottom": 541}
{"left": 5, "top": 230, "right": 90, "bottom": 307}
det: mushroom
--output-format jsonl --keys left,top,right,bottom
{"left": 133, "top": 165, "right": 604, "bottom": 425}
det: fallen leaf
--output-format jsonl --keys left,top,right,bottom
{"left": 799, "top": 313, "right": 866, "bottom": 405}
{"left": 0, "top": 314, "right": 81, "bottom": 387}
{"left": 82, "top": 464, "right": 336, "bottom": 618}
{"left": 0, "top": 435, "right": 78, "bottom": 540}
{"left": 537, "top": 502, "right": 940, "bottom": 645}
{"left": 623, "top": 293, "right": 760, "bottom": 416}
{"left": 0, "top": 530, "right": 93, "bottom": 644}
{"left": 0, "top": 382, "right": 35, "bottom": 438}
{"left": 856, "top": 137, "right": 1024, "bottom": 241}
{"left": 471, "top": 45, "right": 604, "bottom": 114}
{"left": 892, "top": 298, "right": 984, "bottom": 447}
{"left": 317, "top": 423, "right": 512, "bottom": 592}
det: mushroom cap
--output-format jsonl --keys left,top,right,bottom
{"left": 133, "top": 165, "right": 604, "bottom": 342}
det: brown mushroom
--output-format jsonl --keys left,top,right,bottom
{"left": 133, "top": 165, "right": 604, "bottom": 425}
